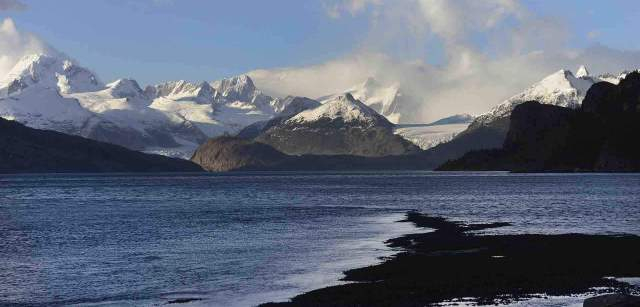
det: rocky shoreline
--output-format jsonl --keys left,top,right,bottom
{"left": 263, "top": 212, "right": 640, "bottom": 306}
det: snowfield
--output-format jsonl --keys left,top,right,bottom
{"left": 394, "top": 123, "right": 471, "bottom": 150}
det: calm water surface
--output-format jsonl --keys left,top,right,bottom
{"left": 0, "top": 172, "right": 639, "bottom": 306}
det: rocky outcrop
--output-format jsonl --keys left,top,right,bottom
{"left": 190, "top": 136, "right": 288, "bottom": 171}
{"left": 437, "top": 72, "right": 640, "bottom": 172}
{"left": 0, "top": 118, "right": 202, "bottom": 173}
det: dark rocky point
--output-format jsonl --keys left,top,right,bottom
{"left": 262, "top": 212, "right": 640, "bottom": 307}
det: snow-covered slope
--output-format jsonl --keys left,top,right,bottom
{"left": 148, "top": 75, "right": 284, "bottom": 138}
{"left": 471, "top": 66, "right": 619, "bottom": 128}
{"left": 395, "top": 123, "right": 470, "bottom": 150}
{"left": 319, "top": 78, "right": 405, "bottom": 123}
{"left": 394, "top": 114, "right": 473, "bottom": 150}
{"left": 146, "top": 80, "right": 215, "bottom": 104}
{"left": 287, "top": 93, "right": 392, "bottom": 128}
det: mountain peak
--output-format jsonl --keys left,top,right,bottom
{"left": 287, "top": 93, "right": 391, "bottom": 128}
{"left": 211, "top": 74, "right": 257, "bottom": 99}
{"left": 106, "top": 78, "right": 145, "bottom": 98}
{"left": 1, "top": 53, "right": 102, "bottom": 95}
{"left": 576, "top": 65, "right": 590, "bottom": 78}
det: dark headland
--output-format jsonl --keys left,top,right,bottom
{"left": 438, "top": 72, "right": 640, "bottom": 172}
{"left": 262, "top": 212, "right": 640, "bottom": 307}
{"left": 0, "top": 117, "right": 202, "bottom": 173}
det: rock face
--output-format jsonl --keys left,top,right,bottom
{"left": 190, "top": 136, "right": 287, "bottom": 171}
{"left": 437, "top": 72, "right": 640, "bottom": 172}
{"left": 255, "top": 94, "right": 420, "bottom": 157}
{"left": 0, "top": 117, "right": 202, "bottom": 173}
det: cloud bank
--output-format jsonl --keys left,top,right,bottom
{"left": 250, "top": 0, "right": 640, "bottom": 122}
{"left": 0, "top": 18, "right": 57, "bottom": 79}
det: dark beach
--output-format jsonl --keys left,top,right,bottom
{"left": 263, "top": 212, "right": 640, "bottom": 306}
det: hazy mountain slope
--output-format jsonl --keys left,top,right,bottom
{"left": 0, "top": 117, "right": 202, "bottom": 173}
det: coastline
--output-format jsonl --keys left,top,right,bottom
{"left": 263, "top": 212, "right": 640, "bottom": 306}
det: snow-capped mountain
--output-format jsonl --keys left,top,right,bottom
{"left": 255, "top": 93, "right": 418, "bottom": 157}
{"left": 319, "top": 78, "right": 407, "bottom": 124}
{"left": 0, "top": 53, "right": 103, "bottom": 96}
{"left": 471, "top": 66, "right": 620, "bottom": 128}
{"left": 236, "top": 96, "right": 321, "bottom": 139}
{"left": 148, "top": 75, "right": 283, "bottom": 138}
{"left": 0, "top": 53, "right": 288, "bottom": 158}
{"left": 0, "top": 54, "right": 101, "bottom": 134}
{"left": 211, "top": 75, "right": 287, "bottom": 112}
{"left": 289, "top": 93, "right": 392, "bottom": 128}
{"left": 68, "top": 78, "right": 207, "bottom": 153}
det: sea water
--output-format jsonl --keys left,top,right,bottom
{"left": 1, "top": 172, "right": 638, "bottom": 306}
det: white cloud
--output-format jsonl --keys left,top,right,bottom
{"left": 251, "top": 0, "right": 640, "bottom": 123}
{"left": 322, "top": 0, "right": 381, "bottom": 18}
{"left": 0, "top": 18, "right": 57, "bottom": 79}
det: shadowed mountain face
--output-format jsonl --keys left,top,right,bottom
{"left": 190, "top": 136, "right": 434, "bottom": 172}
{"left": 0, "top": 118, "right": 202, "bottom": 173}
{"left": 438, "top": 72, "right": 640, "bottom": 172}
